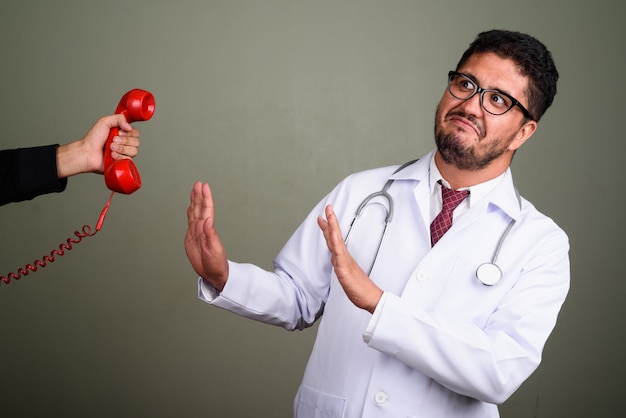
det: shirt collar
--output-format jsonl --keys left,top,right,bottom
{"left": 428, "top": 153, "right": 506, "bottom": 209}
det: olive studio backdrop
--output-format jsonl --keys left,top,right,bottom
{"left": 0, "top": 1, "right": 623, "bottom": 417}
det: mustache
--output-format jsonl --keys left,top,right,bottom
{"left": 445, "top": 111, "right": 484, "bottom": 136}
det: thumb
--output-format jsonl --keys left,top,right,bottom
{"left": 115, "top": 114, "right": 133, "bottom": 132}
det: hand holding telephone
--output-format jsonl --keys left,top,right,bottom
{"left": 1, "top": 88, "right": 156, "bottom": 287}
{"left": 104, "top": 89, "right": 155, "bottom": 194}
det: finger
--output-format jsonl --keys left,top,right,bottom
{"left": 98, "top": 114, "right": 132, "bottom": 132}
{"left": 117, "top": 127, "right": 140, "bottom": 138}
{"left": 324, "top": 205, "right": 345, "bottom": 251}
{"left": 189, "top": 182, "right": 215, "bottom": 225}
{"left": 114, "top": 133, "right": 140, "bottom": 147}
{"left": 112, "top": 114, "right": 133, "bottom": 132}
{"left": 110, "top": 143, "right": 138, "bottom": 158}
{"left": 189, "top": 181, "right": 204, "bottom": 221}
{"left": 317, "top": 214, "right": 330, "bottom": 241}
{"left": 319, "top": 206, "right": 347, "bottom": 264}
{"left": 200, "top": 182, "right": 215, "bottom": 228}
{"left": 187, "top": 182, "right": 200, "bottom": 223}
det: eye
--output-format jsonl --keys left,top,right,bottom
{"left": 486, "top": 91, "right": 512, "bottom": 110}
{"left": 458, "top": 77, "right": 475, "bottom": 92}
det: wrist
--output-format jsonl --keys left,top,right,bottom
{"left": 56, "top": 140, "right": 91, "bottom": 178}
{"left": 365, "top": 287, "right": 384, "bottom": 314}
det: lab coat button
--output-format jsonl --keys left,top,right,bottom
{"left": 374, "top": 391, "right": 388, "bottom": 404}
{"left": 416, "top": 271, "right": 428, "bottom": 282}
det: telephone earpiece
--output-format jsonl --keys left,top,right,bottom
{"left": 103, "top": 89, "right": 155, "bottom": 194}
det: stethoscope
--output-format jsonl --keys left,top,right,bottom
{"left": 343, "top": 160, "right": 519, "bottom": 286}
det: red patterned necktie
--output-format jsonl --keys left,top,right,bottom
{"left": 430, "top": 181, "right": 469, "bottom": 246}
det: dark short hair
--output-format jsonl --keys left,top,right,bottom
{"left": 456, "top": 30, "right": 558, "bottom": 122}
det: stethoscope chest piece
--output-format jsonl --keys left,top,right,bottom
{"left": 476, "top": 262, "right": 502, "bottom": 286}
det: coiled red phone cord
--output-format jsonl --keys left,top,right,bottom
{"left": 0, "top": 192, "right": 115, "bottom": 287}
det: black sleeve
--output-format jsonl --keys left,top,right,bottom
{"left": 0, "top": 145, "right": 68, "bottom": 206}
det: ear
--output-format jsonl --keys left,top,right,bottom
{"left": 508, "top": 120, "right": 537, "bottom": 151}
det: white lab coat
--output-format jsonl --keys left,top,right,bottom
{"left": 199, "top": 150, "right": 570, "bottom": 418}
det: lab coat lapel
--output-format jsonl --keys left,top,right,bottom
{"left": 387, "top": 153, "right": 433, "bottom": 238}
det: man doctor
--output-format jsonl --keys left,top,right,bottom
{"left": 185, "top": 29, "right": 569, "bottom": 417}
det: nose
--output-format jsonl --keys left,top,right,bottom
{"left": 456, "top": 91, "right": 484, "bottom": 117}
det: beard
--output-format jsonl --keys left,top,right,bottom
{"left": 434, "top": 106, "right": 513, "bottom": 171}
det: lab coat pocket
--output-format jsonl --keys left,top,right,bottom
{"left": 294, "top": 384, "right": 346, "bottom": 418}
{"left": 433, "top": 255, "right": 509, "bottom": 327}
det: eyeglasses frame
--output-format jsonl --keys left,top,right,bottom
{"left": 447, "top": 71, "right": 535, "bottom": 121}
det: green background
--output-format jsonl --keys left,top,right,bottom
{"left": 1, "top": 1, "right": 623, "bottom": 416}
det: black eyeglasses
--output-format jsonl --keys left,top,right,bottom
{"left": 447, "top": 71, "right": 534, "bottom": 121}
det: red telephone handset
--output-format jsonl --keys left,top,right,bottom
{"left": 103, "top": 89, "right": 155, "bottom": 194}
{"left": 1, "top": 89, "right": 156, "bottom": 287}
